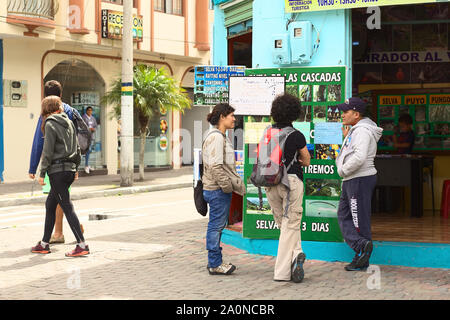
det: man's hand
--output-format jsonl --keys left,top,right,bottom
{"left": 38, "top": 177, "right": 45, "bottom": 186}
{"left": 75, "top": 172, "right": 79, "bottom": 180}
{"left": 342, "top": 125, "right": 350, "bottom": 138}
{"left": 29, "top": 173, "right": 35, "bottom": 180}
{"left": 90, "top": 128, "right": 95, "bottom": 132}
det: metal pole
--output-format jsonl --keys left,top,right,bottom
{"left": 120, "top": 0, "right": 134, "bottom": 186}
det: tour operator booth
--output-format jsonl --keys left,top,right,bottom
{"left": 194, "top": 65, "right": 450, "bottom": 269}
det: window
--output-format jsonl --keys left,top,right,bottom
{"left": 154, "top": 0, "right": 183, "bottom": 16}
{"left": 102, "top": 0, "right": 138, "bottom": 8}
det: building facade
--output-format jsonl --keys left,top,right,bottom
{"left": 211, "top": 1, "right": 450, "bottom": 267}
{"left": 212, "top": 0, "right": 450, "bottom": 215}
{"left": 0, "top": 0, "right": 213, "bottom": 182}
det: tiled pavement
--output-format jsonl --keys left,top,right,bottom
{"left": 0, "top": 217, "right": 448, "bottom": 300}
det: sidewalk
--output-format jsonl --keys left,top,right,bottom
{"left": 0, "top": 166, "right": 193, "bottom": 207}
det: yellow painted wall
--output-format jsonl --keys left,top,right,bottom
{"left": 3, "top": 38, "right": 55, "bottom": 182}
{"left": 154, "top": 12, "right": 185, "bottom": 55}
{"left": 1, "top": 2, "right": 213, "bottom": 181}
{"left": 424, "top": 156, "right": 450, "bottom": 212}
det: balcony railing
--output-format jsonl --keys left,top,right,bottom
{"left": 7, "top": 0, "right": 59, "bottom": 21}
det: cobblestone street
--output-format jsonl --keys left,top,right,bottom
{"left": 0, "top": 191, "right": 448, "bottom": 301}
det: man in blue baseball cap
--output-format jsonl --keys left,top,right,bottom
{"left": 335, "top": 97, "right": 383, "bottom": 271}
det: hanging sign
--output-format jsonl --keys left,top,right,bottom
{"left": 285, "top": 0, "right": 442, "bottom": 13}
{"left": 355, "top": 51, "right": 450, "bottom": 64}
{"left": 101, "top": 10, "right": 143, "bottom": 41}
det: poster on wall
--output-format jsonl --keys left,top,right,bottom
{"left": 285, "top": 0, "right": 441, "bottom": 13}
{"left": 193, "top": 65, "right": 245, "bottom": 106}
{"left": 242, "top": 66, "right": 346, "bottom": 242}
{"left": 160, "top": 118, "right": 168, "bottom": 135}
{"left": 229, "top": 76, "right": 285, "bottom": 115}
{"left": 235, "top": 150, "right": 244, "bottom": 179}
{"left": 377, "top": 93, "right": 450, "bottom": 151}
{"left": 159, "top": 135, "right": 168, "bottom": 151}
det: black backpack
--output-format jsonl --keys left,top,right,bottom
{"left": 71, "top": 110, "right": 92, "bottom": 155}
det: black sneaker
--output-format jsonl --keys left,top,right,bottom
{"left": 291, "top": 252, "right": 306, "bottom": 283}
{"left": 357, "top": 240, "right": 373, "bottom": 267}
{"left": 345, "top": 252, "right": 370, "bottom": 271}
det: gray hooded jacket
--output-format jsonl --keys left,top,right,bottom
{"left": 335, "top": 117, "right": 383, "bottom": 181}
{"left": 40, "top": 112, "right": 81, "bottom": 178}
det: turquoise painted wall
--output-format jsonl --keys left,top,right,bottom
{"left": 223, "top": 229, "right": 450, "bottom": 269}
{"left": 252, "top": 0, "right": 352, "bottom": 98}
{"left": 0, "top": 39, "right": 4, "bottom": 182}
{"left": 212, "top": 0, "right": 353, "bottom": 98}
{"left": 212, "top": 5, "right": 228, "bottom": 66}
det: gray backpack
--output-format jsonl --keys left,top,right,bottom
{"left": 72, "top": 110, "right": 92, "bottom": 155}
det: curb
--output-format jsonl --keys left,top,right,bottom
{"left": 0, "top": 182, "right": 192, "bottom": 207}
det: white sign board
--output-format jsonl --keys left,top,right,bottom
{"left": 229, "top": 76, "right": 285, "bottom": 115}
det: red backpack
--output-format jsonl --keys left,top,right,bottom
{"left": 250, "top": 125, "right": 298, "bottom": 188}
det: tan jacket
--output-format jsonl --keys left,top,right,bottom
{"left": 202, "top": 128, "right": 245, "bottom": 196}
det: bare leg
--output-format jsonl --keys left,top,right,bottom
{"left": 53, "top": 204, "right": 64, "bottom": 238}
{"left": 53, "top": 205, "right": 84, "bottom": 237}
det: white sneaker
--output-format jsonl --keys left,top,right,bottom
{"left": 84, "top": 167, "right": 90, "bottom": 174}
{"left": 89, "top": 166, "right": 95, "bottom": 172}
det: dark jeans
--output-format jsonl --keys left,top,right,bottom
{"left": 337, "top": 175, "right": 377, "bottom": 253}
{"left": 42, "top": 171, "right": 84, "bottom": 244}
{"left": 203, "top": 189, "right": 232, "bottom": 268}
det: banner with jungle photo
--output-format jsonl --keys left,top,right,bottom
{"left": 242, "top": 66, "right": 347, "bottom": 241}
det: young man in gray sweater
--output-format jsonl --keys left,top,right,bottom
{"left": 335, "top": 98, "right": 383, "bottom": 271}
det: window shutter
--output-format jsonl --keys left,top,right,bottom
{"left": 224, "top": 0, "right": 253, "bottom": 28}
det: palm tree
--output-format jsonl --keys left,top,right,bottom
{"left": 102, "top": 64, "right": 192, "bottom": 181}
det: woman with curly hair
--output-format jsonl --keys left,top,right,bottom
{"left": 265, "top": 94, "right": 310, "bottom": 283}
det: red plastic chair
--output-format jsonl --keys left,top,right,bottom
{"left": 441, "top": 180, "right": 450, "bottom": 219}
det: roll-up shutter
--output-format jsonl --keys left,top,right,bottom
{"left": 224, "top": 0, "right": 253, "bottom": 28}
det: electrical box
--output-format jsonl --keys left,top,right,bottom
{"left": 289, "top": 21, "right": 313, "bottom": 64}
{"left": 272, "top": 34, "right": 290, "bottom": 65}
{"left": 3, "top": 80, "right": 28, "bottom": 108}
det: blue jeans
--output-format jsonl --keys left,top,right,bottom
{"left": 85, "top": 143, "right": 93, "bottom": 167}
{"left": 85, "top": 148, "right": 91, "bottom": 167}
{"left": 203, "top": 189, "right": 232, "bottom": 268}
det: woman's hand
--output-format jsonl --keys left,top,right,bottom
{"left": 38, "top": 177, "right": 45, "bottom": 186}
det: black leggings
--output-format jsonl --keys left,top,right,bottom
{"left": 42, "top": 171, "right": 84, "bottom": 244}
